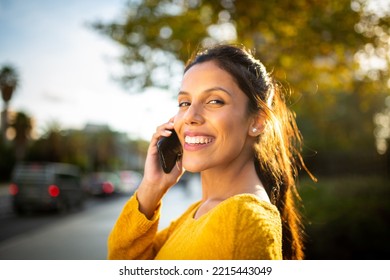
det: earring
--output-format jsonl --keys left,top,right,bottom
{"left": 252, "top": 128, "right": 257, "bottom": 133}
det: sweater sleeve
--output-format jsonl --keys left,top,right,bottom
{"left": 107, "top": 192, "right": 171, "bottom": 260}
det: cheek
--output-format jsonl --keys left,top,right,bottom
{"left": 212, "top": 116, "right": 250, "bottom": 155}
{"left": 173, "top": 112, "right": 181, "bottom": 124}
{"left": 215, "top": 111, "right": 249, "bottom": 136}
{"left": 173, "top": 112, "right": 184, "bottom": 131}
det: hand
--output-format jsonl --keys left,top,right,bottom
{"left": 136, "top": 119, "right": 184, "bottom": 219}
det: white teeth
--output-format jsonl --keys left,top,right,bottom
{"left": 185, "top": 136, "right": 213, "bottom": 144}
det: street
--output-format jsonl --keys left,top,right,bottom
{"left": 0, "top": 174, "right": 201, "bottom": 260}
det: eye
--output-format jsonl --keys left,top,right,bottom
{"left": 178, "top": 101, "right": 191, "bottom": 107}
{"left": 207, "top": 99, "right": 225, "bottom": 106}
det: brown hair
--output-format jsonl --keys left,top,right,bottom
{"left": 185, "top": 44, "right": 314, "bottom": 260}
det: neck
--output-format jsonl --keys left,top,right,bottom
{"left": 200, "top": 157, "right": 268, "bottom": 202}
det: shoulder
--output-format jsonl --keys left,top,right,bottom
{"left": 223, "top": 194, "right": 280, "bottom": 222}
{"left": 225, "top": 194, "right": 282, "bottom": 259}
{"left": 208, "top": 194, "right": 281, "bottom": 236}
{"left": 224, "top": 194, "right": 281, "bottom": 239}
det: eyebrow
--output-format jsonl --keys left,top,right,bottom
{"left": 178, "top": 86, "right": 233, "bottom": 97}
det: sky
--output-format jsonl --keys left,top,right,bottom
{"left": 0, "top": 0, "right": 178, "bottom": 140}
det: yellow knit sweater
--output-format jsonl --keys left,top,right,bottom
{"left": 107, "top": 192, "right": 282, "bottom": 260}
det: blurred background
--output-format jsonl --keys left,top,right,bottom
{"left": 0, "top": 0, "right": 389, "bottom": 260}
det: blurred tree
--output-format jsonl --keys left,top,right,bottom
{"left": 44, "top": 126, "right": 63, "bottom": 162}
{"left": 26, "top": 124, "right": 143, "bottom": 173}
{"left": 373, "top": 95, "right": 390, "bottom": 176}
{"left": 9, "top": 111, "right": 32, "bottom": 161}
{"left": 93, "top": 0, "right": 390, "bottom": 156}
{"left": 88, "top": 128, "right": 119, "bottom": 171}
{"left": 0, "top": 64, "right": 19, "bottom": 141}
{"left": 27, "top": 122, "right": 63, "bottom": 162}
{"left": 62, "top": 130, "right": 89, "bottom": 172}
{"left": 374, "top": 96, "right": 390, "bottom": 155}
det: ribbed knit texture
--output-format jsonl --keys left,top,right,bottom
{"left": 107, "top": 192, "right": 282, "bottom": 260}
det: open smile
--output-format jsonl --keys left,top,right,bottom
{"left": 184, "top": 136, "right": 214, "bottom": 145}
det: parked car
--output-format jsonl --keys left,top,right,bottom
{"left": 9, "top": 162, "right": 85, "bottom": 215}
{"left": 82, "top": 172, "right": 120, "bottom": 197}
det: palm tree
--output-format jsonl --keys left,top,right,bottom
{"left": 0, "top": 65, "right": 19, "bottom": 141}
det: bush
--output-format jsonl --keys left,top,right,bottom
{"left": 299, "top": 175, "right": 390, "bottom": 259}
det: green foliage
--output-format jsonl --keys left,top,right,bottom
{"left": 0, "top": 64, "right": 19, "bottom": 104}
{"left": 26, "top": 126, "right": 148, "bottom": 174}
{"left": 9, "top": 111, "right": 32, "bottom": 161}
{"left": 299, "top": 175, "right": 390, "bottom": 259}
{"left": 92, "top": 0, "right": 390, "bottom": 154}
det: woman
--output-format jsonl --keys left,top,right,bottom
{"left": 107, "top": 44, "right": 313, "bottom": 260}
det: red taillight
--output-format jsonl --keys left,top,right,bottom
{"left": 102, "top": 181, "right": 114, "bottom": 194}
{"left": 48, "top": 185, "right": 60, "bottom": 197}
{"left": 9, "top": 183, "right": 19, "bottom": 195}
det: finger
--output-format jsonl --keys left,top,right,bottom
{"left": 149, "top": 122, "right": 174, "bottom": 149}
{"left": 154, "top": 122, "right": 175, "bottom": 138}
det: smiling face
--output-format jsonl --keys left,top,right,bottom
{"left": 174, "top": 61, "right": 257, "bottom": 173}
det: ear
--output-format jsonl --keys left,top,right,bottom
{"left": 248, "top": 112, "right": 266, "bottom": 137}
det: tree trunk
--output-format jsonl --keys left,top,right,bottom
{"left": 1, "top": 105, "right": 8, "bottom": 142}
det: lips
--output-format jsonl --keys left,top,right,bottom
{"left": 184, "top": 135, "right": 214, "bottom": 145}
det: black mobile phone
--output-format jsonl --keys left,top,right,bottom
{"left": 157, "top": 130, "right": 183, "bottom": 173}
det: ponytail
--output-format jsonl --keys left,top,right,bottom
{"left": 254, "top": 81, "right": 313, "bottom": 259}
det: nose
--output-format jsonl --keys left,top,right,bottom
{"left": 183, "top": 103, "right": 204, "bottom": 126}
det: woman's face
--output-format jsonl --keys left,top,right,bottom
{"left": 174, "top": 61, "right": 256, "bottom": 173}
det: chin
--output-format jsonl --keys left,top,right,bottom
{"left": 183, "top": 159, "right": 207, "bottom": 173}
{"left": 183, "top": 165, "right": 203, "bottom": 173}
